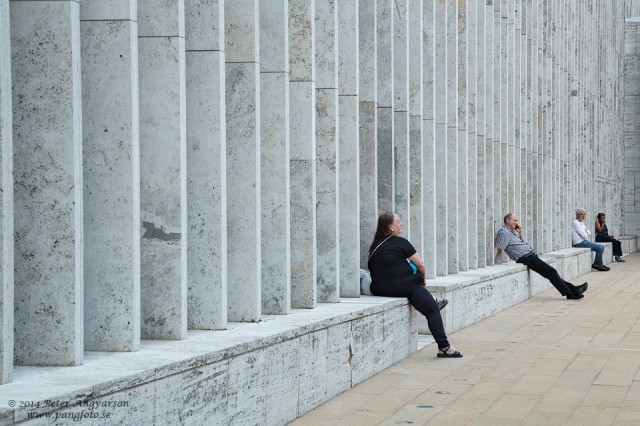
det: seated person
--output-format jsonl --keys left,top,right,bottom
{"left": 572, "top": 208, "right": 609, "bottom": 271}
{"left": 595, "top": 212, "right": 624, "bottom": 262}
{"left": 495, "top": 213, "right": 588, "bottom": 300}
{"left": 368, "top": 212, "right": 461, "bottom": 358}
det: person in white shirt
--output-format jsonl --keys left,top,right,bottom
{"left": 571, "top": 208, "right": 609, "bottom": 271}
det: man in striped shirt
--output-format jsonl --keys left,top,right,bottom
{"left": 494, "top": 213, "right": 588, "bottom": 300}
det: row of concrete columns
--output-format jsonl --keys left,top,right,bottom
{"left": 0, "top": 0, "right": 627, "bottom": 381}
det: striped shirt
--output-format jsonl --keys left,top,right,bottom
{"left": 494, "top": 226, "right": 534, "bottom": 261}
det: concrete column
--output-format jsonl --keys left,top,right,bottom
{"left": 138, "top": 0, "right": 187, "bottom": 339}
{"left": 408, "top": 0, "right": 423, "bottom": 257}
{"left": 543, "top": 0, "right": 553, "bottom": 253}
{"left": 446, "top": 0, "right": 458, "bottom": 274}
{"left": 11, "top": 0, "right": 83, "bottom": 365}
{"left": 475, "top": 0, "right": 487, "bottom": 268}
{"left": 528, "top": 0, "right": 539, "bottom": 245}
{"left": 225, "top": 0, "right": 261, "bottom": 320}
{"left": 550, "top": 1, "right": 560, "bottom": 250}
{"left": 484, "top": 0, "right": 496, "bottom": 266}
{"left": 466, "top": 0, "right": 478, "bottom": 270}
{"left": 434, "top": 0, "right": 448, "bottom": 275}
{"left": 0, "top": 0, "right": 13, "bottom": 383}
{"left": 315, "top": 0, "right": 339, "bottom": 303}
{"left": 494, "top": 1, "right": 503, "bottom": 221}
{"left": 260, "top": 0, "right": 290, "bottom": 313}
{"left": 185, "top": 0, "right": 228, "bottom": 327}
{"left": 503, "top": 0, "right": 514, "bottom": 216}
{"left": 508, "top": 0, "right": 524, "bottom": 216}
{"left": 80, "top": 1, "right": 140, "bottom": 350}
{"left": 517, "top": 0, "right": 527, "bottom": 219}
{"left": 337, "top": 0, "right": 360, "bottom": 297}
{"left": 358, "top": 0, "right": 377, "bottom": 267}
{"left": 457, "top": 0, "right": 467, "bottom": 271}
{"left": 422, "top": 0, "right": 437, "bottom": 278}
{"left": 393, "top": 0, "right": 409, "bottom": 234}
{"left": 376, "top": 0, "right": 394, "bottom": 213}
{"left": 524, "top": 0, "right": 533, "bottom": 235}
{"left": 493, "top": 0, "right": 503, "bottom": 250}
{"left": 533, "top": 0, "right": 543, "bottom": 251}
{"left": 289, "top": 0, "right": 317, "bottom": 308}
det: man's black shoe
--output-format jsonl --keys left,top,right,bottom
{"left": 592, "top": 263, "right": 607, "bottom": 271}
{"left": 575, "top": 282, "right": 588, "bottom": 295}
{"left": 566, "top": 293, "right": 584, "bottom": 300}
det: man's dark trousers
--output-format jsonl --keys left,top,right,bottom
{"left": 516, "top": 253, "right": 573, "bottom": 296}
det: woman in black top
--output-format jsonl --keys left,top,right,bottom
{"left": 367, "top": 212, "right": 462, "bottom": 358}
{"left": 595, "top": 213, "right": 625, "bottom": 262}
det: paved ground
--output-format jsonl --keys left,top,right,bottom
{"left": 291, "top": 253, "right": 640, "bottom": 425}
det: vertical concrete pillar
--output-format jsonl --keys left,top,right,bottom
{"left": 377, "top": 0, "right": 394, "bottom": 213}
{"left": 524, "top": 0, "right": 533, "bottom": 233}
{"left": 541, "top": 0, "right": 552, "bottom": 253}
{"left": 476, "top": 0, "right": 487, "bottom": 268}
{"left": 504, "top": 0, "right": 515, "bottom": 215}
{"left": 466, "top": 0, "right": 478, "bottom": 270}
{"left": 260, "top": 0, "right": 290, "bottom": 313}
{"left": 510, "top": 1, "right": 520, "bottom": 215}
{"left": 225, "top": 0, "right": 262, "bottom": 319}
{"left": 533, "top": 0, "right": 543, "bottom": 250}
{"left": 518, "top": 0, "right": 527, "bottom": 219}
{"left": 446, "top": 0, "right": 458, "bottom": 274}
{"left": 408, "top": 0, "right": 423, "bottom": 257}
{"left": 289, "top": 0, "right": 316, "bottom": 308}
{"left": 0, "top": 0, "right": 13, "bottom": 382}
{"left": 495, "top": 1, "right": 504, "bottom": 221}
{"left": 557, "top": 1, "right": 567, "bottom": 247}
{"left": 527, "top": 0, "right": 537, "bottom": 243}
{"left": 185, "top": 0, "right": 228, "bottom": 327}
{"left": 422, "top": 0, "right": 437, "bottom": 278}
{"left": 457, "top": 0, "right": 468, "bottom": 271}
{"left": 358, "top": 0, "right": 377, "bottom": 267}
{"left": 493, "top": 0, "right": 504, "bottom": 251}
{"left": 550, "top": 1, "right": 560, "bottom": 250}
{"left": 315, "top": 0, "right": 339, "bottom": 303}
{"left": 80, "top": 1, "right": 140, "bottom": 350}
{"left": 393, "top": 0, "right": 409, "bottom": 234}
{"left": 484, "top": 0, "right": 496, "bottom": 266}
{"left": 138, "top": 0, "right": 187, "bottom": 339}
{"left": 569, "top": 0, "right": 578, "bottom": 225}
{"left": 337, "top": 0, "right": 360, "bottom": 297}
{"left": 11, "top": 0, "right": 83, "bottom": 365}
{"left": 433, "top": 0, "right": 448, "bottom": 275}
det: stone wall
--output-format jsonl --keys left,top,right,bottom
{"left": 625, "top": 17, "right": 640, "bottom": 236}
{"left": 0, "top": 0, "right": 631, "bottom": 422}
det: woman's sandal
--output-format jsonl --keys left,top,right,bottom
{"left": 436, "top": 298, "right": 449, "bottom": 311}
{"left": 437, "top": 346, "right": 463, "bottom": 358}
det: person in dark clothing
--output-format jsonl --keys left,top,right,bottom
{"left": 367, "top": 212, "right": 462, "bottom": 358}
{"left": 494, "top": 213, "right": 588, "bottom": 300}
{"left": 595, "top": 212, "right": 625, "bottom": 262}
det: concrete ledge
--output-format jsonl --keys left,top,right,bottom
{"left": 424, "top": 247, "right": 602, "bottom": 335}
{"left": 619, "top": 236, "right": 638, "bottom": 254}
{"left": 426, "top": 261, "right": 546, "bottom": 334}
{"left": 0, "top": 298, "right": 417, "bottom": 425}
{"left": 545, "top": 247, "right": 594, "bottom": 278}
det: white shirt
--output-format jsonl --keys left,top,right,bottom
{"left": 571, "top": 218, "right": 590, "bottom": 245}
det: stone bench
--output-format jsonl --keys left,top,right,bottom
{"left": 424, "top": 247, "right": 601, "bottom": 335}
{"left": 545, "top": 247, "right": 596, "bottom": 278}
{"left": 619, "top": 236, "right": 638, "bottom": 255}
{"left": 0, "top": 297, "right": 416, "bottom": 425}
{"left": 425, "top": 261, "right": 541, "bottom": 334}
